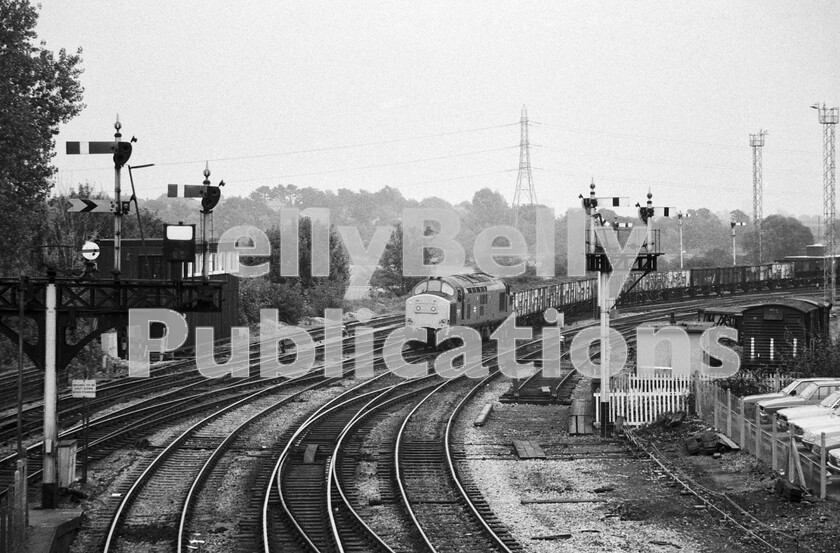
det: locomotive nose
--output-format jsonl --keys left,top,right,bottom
{"left": 412, "top": 297, "right": 440, "bottom": 314}
{"left": 406, "top": 295, "right": 451, "bottom": 330}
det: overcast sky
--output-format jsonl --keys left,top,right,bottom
{"left": 38, "top": 2, "right": 840, "bottom": 220}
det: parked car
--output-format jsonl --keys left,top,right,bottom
{"left": 827, "top": 447, "right": 840, "bottom": 475}
{"left": 776, "top": 391, "right": 840, "bottom": 431}
{"left": 789, "top": 410, "right": 840, "bottom": 440}
{"left": 805, "top": 427, "right": 840, "bottom": 455}
{"left": 742, "top": 378, "right": 837, "bottom": 416}
{"left": 757, "top": 381, "right": 840, "bottom": 423}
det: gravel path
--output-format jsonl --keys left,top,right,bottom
{"left": 458, "top": 377, "right": 710, "bottom": 553}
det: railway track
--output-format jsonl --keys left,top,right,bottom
{"left": 36, "top": 316, "right": 408, "bottom": 551}
{"left": 258, "top": 347, "right": 442, "bottom": 553}
{"left": 100, "top": 378, "right": 328, "bottom": 552}
{"left": 0, "top": 314, "right": 406, "bottom": 445}
{"left": 256, "top": 336, "right": 539, "bottom": 552}
{"left": 396, "top": 353, "right": 529, "bottom": 552}
{"left": 9, "top": 291, "right": 829, "bottom": 550}
{"left": 0, "top": 316, "right": 405, "bottom": 500}
{"left": 278, "top": 380, "right": 410, "bottom": 552}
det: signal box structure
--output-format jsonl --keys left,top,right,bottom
{"left": 97, "top": 238, "right": 240, "bottom": 354}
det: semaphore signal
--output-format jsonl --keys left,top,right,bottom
{"left": 65, "top": 115, "right": 135, "bottom": 275}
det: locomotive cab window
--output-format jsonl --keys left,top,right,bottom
{"left": 427, "top": 280, "right": 441, "bottom": 293}
{"left": 413, "top": 282, "right": 427, "bottom": 295}
{"left": 441, "top": 283, "right": 455, "bottom": 296}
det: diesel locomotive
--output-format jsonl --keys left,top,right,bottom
{"left": 405, "top": 273, "right": 595, "bottom": 346}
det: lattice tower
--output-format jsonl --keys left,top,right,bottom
{"left": 816, "top": 105, "right": 839, "bottom": 304}
{"left": 512, "top": 105, "right": 537, "bottom": 226}
{"left": 750, "top": 131, "right": 766, "bottom": 263}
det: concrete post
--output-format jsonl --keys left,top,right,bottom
{"left": 599, "top": 271, "right": 611, "bottom": 439}
{"left": 820, "top": 432, "right": 827, "bottom": 499}
{"left": 42, "top": 282, "right": 58, "bottom": 508}
{"left": 727, "top": 389, "right": 732, "bottom": 437}
{"left": 754, "top": 407, "right": 761, "bottom": 460}
{"left": 14, "top": 459, "right": 27, "bottom": 544}
{"left": 714, "top": 387, "right": 720, "bottom": 429}
{"left": 695, "top": 373, "right": 702, "bottom": 418}
{"left": 739, "top": 398, "right": 746, "bottom": 448}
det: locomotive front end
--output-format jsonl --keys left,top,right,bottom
{"left": 405, "top": 279, "right": 456, "bottom": 346}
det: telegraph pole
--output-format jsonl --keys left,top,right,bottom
{"left": 750, "top": 131, "right": 767, "bottom": 263}
{"left": 812, "top": 103, "right": 838, "bottom": 305}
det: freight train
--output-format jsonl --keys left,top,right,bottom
{"left": 405, "top": 257, "right": 831, "bottom": 345}
{"left": 617, "top": 257, "right": 828, "bottom": 305}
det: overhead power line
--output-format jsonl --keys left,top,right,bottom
{"left": 532, "top": 143, "right": 820, "bottom": 176}
{"left": 535, "top": 167, "right": 807, "bottom": 197}
{"left": 532, "top": 120, "right": 820, "bottom": 154}
{"left": 175, "top": 145, "right": 518, "bottom": 184}
{"left": 66, "top": 122, "right": 520, "bottom": 171}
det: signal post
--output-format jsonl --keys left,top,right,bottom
{"left": 582, "top": 184, "right": 663, "bottom": 438}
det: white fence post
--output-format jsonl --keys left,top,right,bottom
{"left": 726, "top": 389, "right": 732, "bottom": 436}
{"left": 714, "top": 387, "right": 720, "bottom": 429}
{"left": 695, "top": 373, "right": 702, "bottom": 418}
{"left": 594, "top": 390, "right": 600, "bottom": 424}
{"left": 754, "top": 408, "right": 761, "bottom": 458}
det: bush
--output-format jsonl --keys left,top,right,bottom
{"left": 305, "top": 280, "right": 348, "bottom": 317}
{"left": 715, "top": 371, "right": 777, "bottom": 397}
{"left": 239, "top": 278, "right": 306, "bottom": 326}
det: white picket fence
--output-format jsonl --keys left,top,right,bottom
{"left": 593, "top": 375, "right": 691, "bottom": 426}
{"left": 593, "top": 372, "right": 798, "bottom": 427}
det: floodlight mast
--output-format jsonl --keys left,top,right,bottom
{"left": 750, "top": 130, "right": 767, "bottom": 263}
{"left": 812, "top": 103, "right": 838, "bottom": 305}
